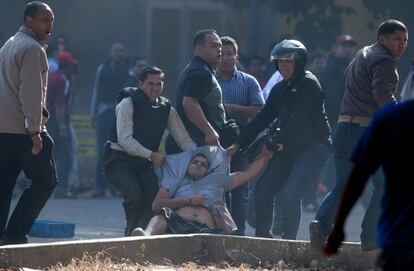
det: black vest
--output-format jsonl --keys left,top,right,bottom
{"left": 108, "top": 87, "right": 171, "bottom": 152}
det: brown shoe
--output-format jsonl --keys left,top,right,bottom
{"left": 309, "top": 220, "right": 328, "bottom": 250}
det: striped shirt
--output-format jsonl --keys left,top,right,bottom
{"left": 217, "top": 69, "right": 264, "bottom": 126}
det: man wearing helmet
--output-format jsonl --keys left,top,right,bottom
{"left": 227, "top": 39, "right": 331, "bottom": 239}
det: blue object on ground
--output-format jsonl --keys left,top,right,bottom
{"left": 29, "top": 220, "right": 75, "bottom": 238}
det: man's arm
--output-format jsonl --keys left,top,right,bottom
{"left": 371, "top": 58, "right": 398, "bottom": 107}
{"left": 182, "top": 96, "right": 219, "bottom": 146}
{"left": 225, "top": 104, "right": 262, "bottom": 118}
{"left": 53, "top": 76, "right": 70, "bottom": 138}
{"left": 166, "top": 107, "right": 196, "bottom": 150}
{"left": 20, "top": 45, "right": 44, "bottom": 135}
{"left": 152, "top": 187, "right": 204, "bottom": 213}
{"left": 230, "top": 156, "right": 267, "bottom": 190}
{"left": 324, "top": 164, "right": 372, "bottom": 255}
{"left": 90, "top": 64, "right": 103, "bottom": 128}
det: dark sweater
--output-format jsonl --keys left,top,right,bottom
{"left": 237, "top": 71, "right": 331, "bottom": 155}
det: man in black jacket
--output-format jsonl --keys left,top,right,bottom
{"left": 227, "top": 40, "right": 331, "bottom": 239}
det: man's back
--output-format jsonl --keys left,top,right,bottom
{"left": 341, "top": 42, "right": 398, "bottom": 118}
{"left": 352, "top": 100, "right": 414, "bottom": 248}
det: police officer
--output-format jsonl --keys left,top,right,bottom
{"left": 228, "top": 40, "right": 331, "bottom": 239}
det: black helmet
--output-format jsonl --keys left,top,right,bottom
{"left": 270, "top": 39, "right": 307, "bottom": 71}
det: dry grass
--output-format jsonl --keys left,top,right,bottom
{"left": 0, "top": 252, "right": 348, "bottom": 271}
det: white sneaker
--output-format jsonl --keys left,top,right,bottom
{"left": 131, "top": 227, "right": 149, "bottom": 236}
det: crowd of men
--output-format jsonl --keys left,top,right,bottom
{"left": 1, "top": 1, "right": 413, "bottom": 270}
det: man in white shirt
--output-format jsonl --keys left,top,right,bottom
{"left": 103, "top": 66, "right": 196, "bottom": 236}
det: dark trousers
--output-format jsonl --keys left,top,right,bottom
{"left": 0, "top": 133, "right": 57, "bottom": 242}
{"left": 103, "top": 147, "right": 159, "bottom": 236}
{"left": 95, "top": 108, "right": 114, "bottom": 191}
{"left": 255, "top": 143, "right": 330, "bottom": 239}
{"left": 377, "top": 248, "right": 414, "bottom": 271}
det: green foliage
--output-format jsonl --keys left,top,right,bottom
{"left": 362, "top": 0, "right": 414, "bottom": 76}
{"left": 362, "top": 0, "right": 413, "bottom": 19}
{"left": 271, "top": 0, "right": 355, "bottom": 51}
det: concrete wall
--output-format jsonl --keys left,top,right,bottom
{"left": 0, "top": 235, "right": 377, "bottom": 270}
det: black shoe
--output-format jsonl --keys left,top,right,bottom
{"left": 309, "top": 220, "right": 328, "bottom": 250}
{"left": 0, "top": 236, "right": 28, "bottom": 246}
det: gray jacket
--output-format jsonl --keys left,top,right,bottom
{"left": 340, "top": 42, "right": 398, "bottom": 118}
{"left": 0, "top": 26, "right": 49, "bottom": 134}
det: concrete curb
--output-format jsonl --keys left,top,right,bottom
{"left": 0, "top": 234, "right": 377, "bottom": 270}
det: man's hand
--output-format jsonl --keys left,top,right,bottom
{"left": 31, "top": 133, "right": 43, "bottom": 155}
{"left": 276, "top": 143, "right": 283, "bottom": 151}
{"left": 226, "top": 144, "right": 240, "bottom": 156}
{"left": 205, "top": 128, "right": 220, "bottom": 146}
{"left": 256, "top": 145, "right": 274, "bottom": 164}
{"left": 324, "top": 226, "right": 345, "bottom": 256}
{"left": 190, "top": 195, "right": 205, "bottom": 206}
{"left": 150, "top": 152, "right": 165, "bottom": 166}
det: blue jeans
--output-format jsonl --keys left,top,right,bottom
{"left": 255, "top": 142, "right": 330, "bottom": 239}
{"left": 315, "top": 122, "right": 383, "bottom": 246}
{"left": 94, "top": 108, "right": 114, "bottom": 191}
